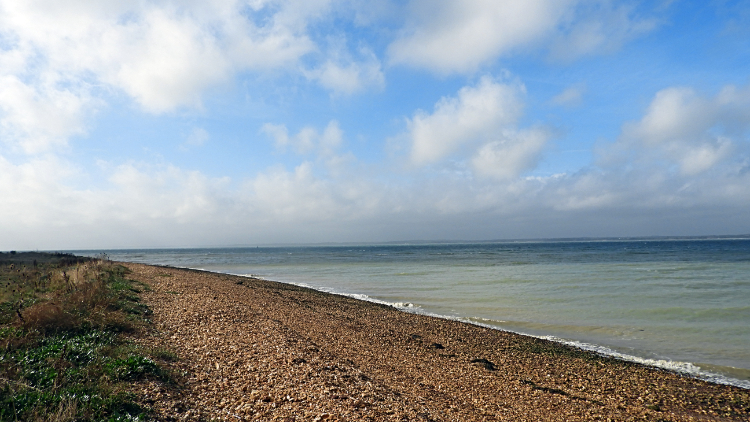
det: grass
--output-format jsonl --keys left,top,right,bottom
{"left": 0, "top": 252, "right": 176, "bottom": 421}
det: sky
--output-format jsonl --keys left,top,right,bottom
{"left": 1, "top": 0, "right": 750, "bottom": 250}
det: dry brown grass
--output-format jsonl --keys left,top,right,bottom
{"left": 31, "top": 398, "right": 77, "bottom": 422}
{"left": 19, "top": 275, "right": 137, "bottom": 336}
{"left": 20, "top": 302, "right": 76, "bottom": 334}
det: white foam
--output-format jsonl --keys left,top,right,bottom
{"left": 286, "top": 282, "right": 423, "bottom": 311}
{"left": 540, "top": 336, "right": 750, "bottom": 389}
{"left": 238, "top": 273, "right": 268, "bottom": 280}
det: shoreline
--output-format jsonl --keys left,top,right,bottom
{"left": 189, "top": 268, "right": 750, "bottom": 391}
{"left": 125, "top": 262, "right": 750, "bottom": 421}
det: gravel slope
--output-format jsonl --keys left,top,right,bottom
{"left": 125, "top": 263, "right": 750, "bottom": 421}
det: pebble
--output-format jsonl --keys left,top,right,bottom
{"left": 126, "top": 263, "right": 750, "bottom": 421}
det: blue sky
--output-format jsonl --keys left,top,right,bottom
{"left": 1, "top": 0, "right": 750, "bottom": 249}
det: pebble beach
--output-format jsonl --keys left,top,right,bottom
{"left": 125, "top": 263, "right": 750, "bottom": 421}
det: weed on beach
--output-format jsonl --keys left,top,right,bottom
{"left": 0, "top": 252, "right": 175, "bottom": 421}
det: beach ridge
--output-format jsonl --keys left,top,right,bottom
{"left": 126, "top": 263, "right": 750, "bottom": 421}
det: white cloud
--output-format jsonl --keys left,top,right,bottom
{"left": 247, "top": 162, "right": 337, "bottom": 220}
{"left": 0, "top": 155, "right": 81, "bottom": 226}
{"left": 182, "top": 127, "right": 209, "bottom": 150}
{"left": 407, "top": 76, "right": 526, "bottom": 165}
{"left": 0, "top": 75, "right": 94, "bottom": 153}
{"left": 388, "top": 0, "right": 659, "bottom": 74}
{"left": 319, "top": 120, "right": 344, "bottom": 154}
{"left": 0, "top": 153, "right": 387, "bottom": 248}
{"left": 106, "top": 162, "right": 232, "bottom": 223}
{"left": 471, "top": 128, "right": 550, "bottom": 180}
{"left": 625, "top": 87, "right": 714, "bottom": 145}
{"left": 389, "top": 0, "right": 572, "bottom": 74}
{"left": 98, "top": 8, "right": 233, "bottom": 113}
{"left": 677, "top": 138, "right": 733, "bottom": 175}
{"left": 550, "top": 84, "right": 586, "bottom": 107}
{"left": 262, "top": 123, "right": 292, "bottom": 148}
{"left": 0, "top": 0, "right": 322, "bottom": 152}
{"left": 308, "top": 56, "right": 384, "bottom": 96}
{"left": 304, "top": 44, "right": 385, "bottom": 95}
{"left": 549, "top": 1, "right": 658, "bottom": 62}
{"left": 262, "top": 120, "right": 344, "bottom": 157}
{"left": 403, "top": 75, "right": 550, "bottom": 179}
{"left": 616, "top": 85, "right": 750, "bottom": 175}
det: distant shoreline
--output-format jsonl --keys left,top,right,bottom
{"left": 13, "top": 233, "right": 749, "bottom": 253}
{"left": 200, "top": 234, "right": 750, "bottom": 249}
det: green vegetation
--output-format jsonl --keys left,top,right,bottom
{"left": 0, "top": 252, "right": 174, "bottom": 421}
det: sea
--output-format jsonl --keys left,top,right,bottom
{"left": 74, "top": 238, "right": 750, "bottom": 389}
